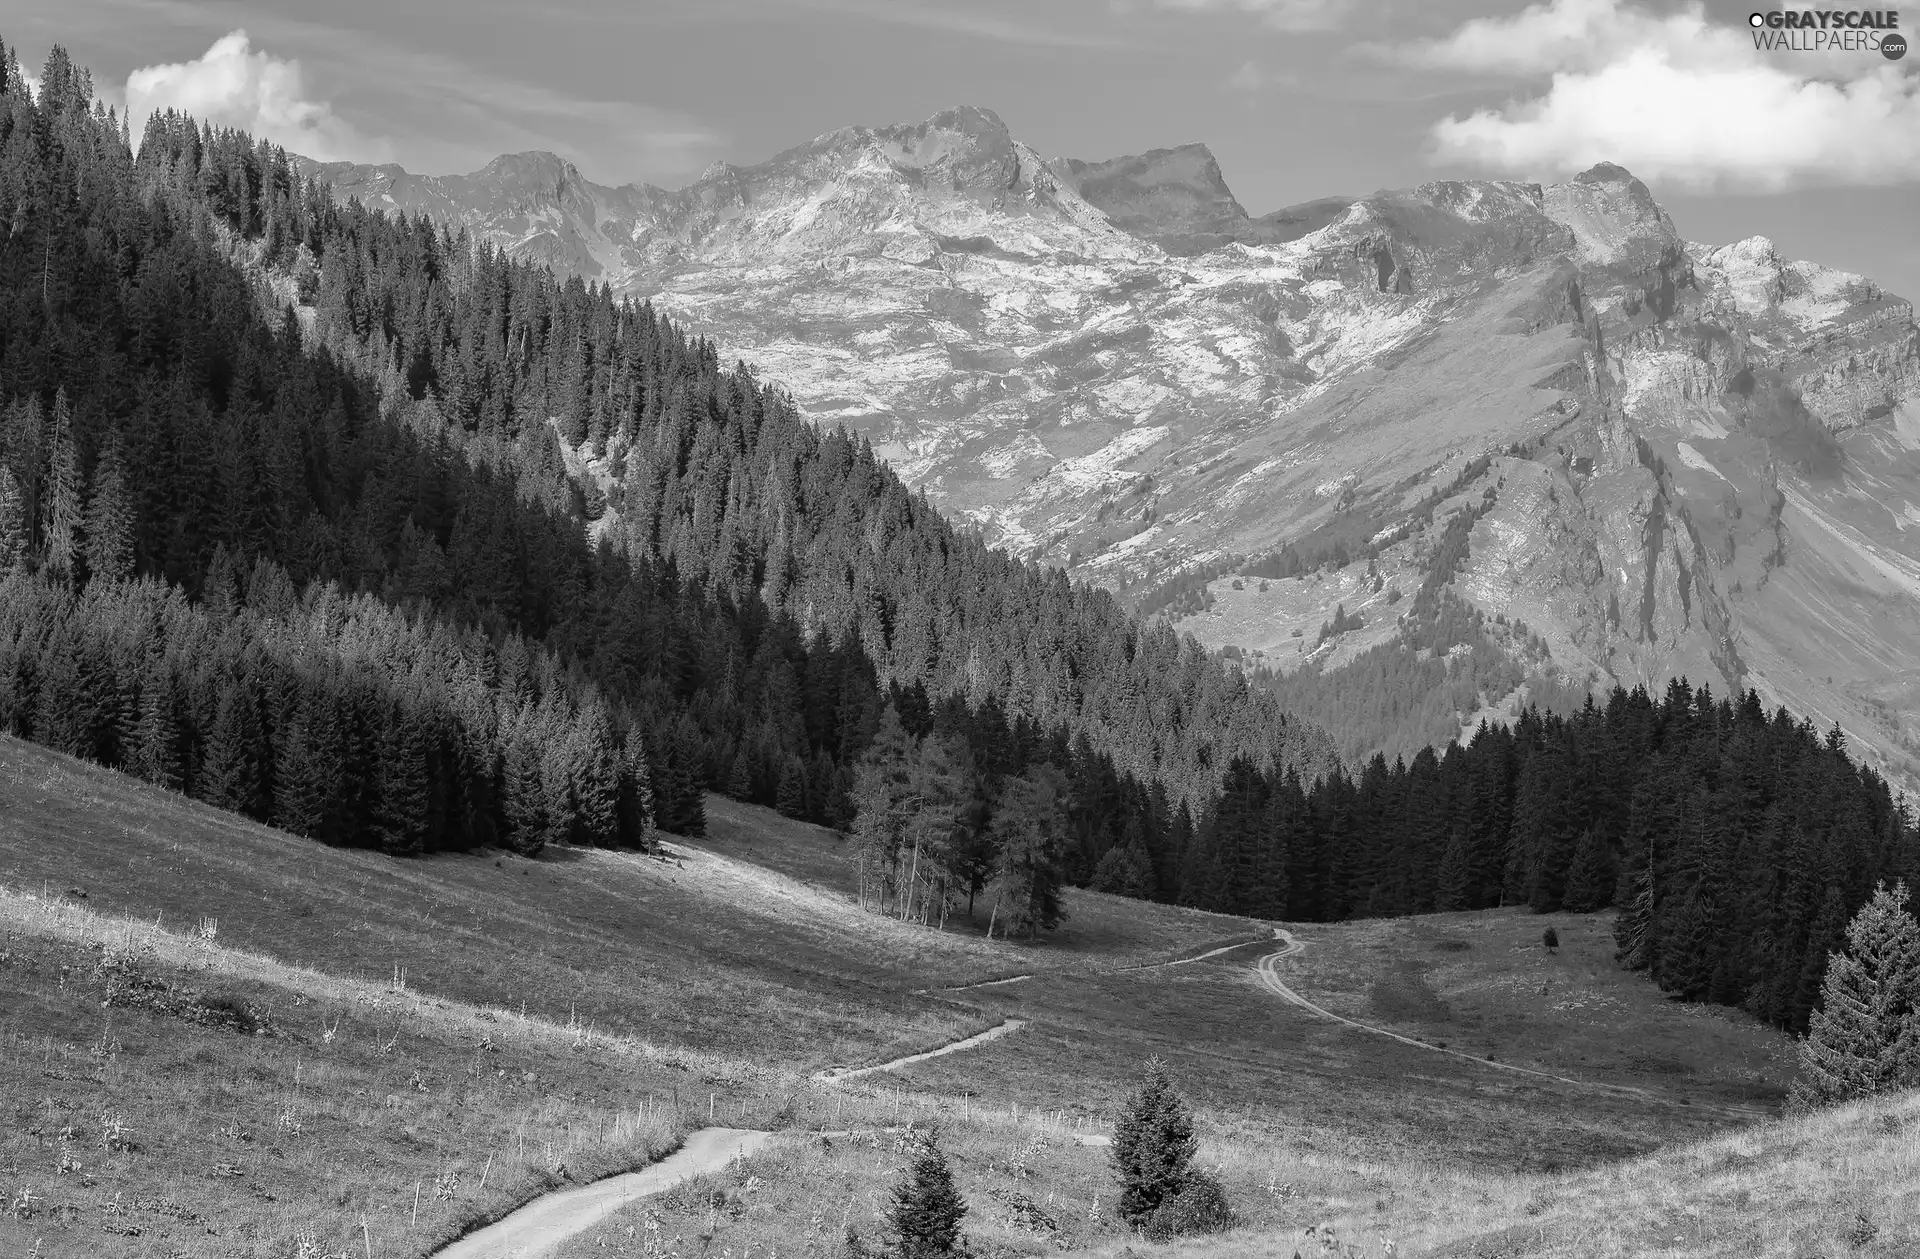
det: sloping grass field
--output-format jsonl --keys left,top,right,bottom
{"left": 1, "top": 732, "right": 1907, "bottom": 1258}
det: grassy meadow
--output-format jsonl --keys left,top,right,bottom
{"left": 0, "top": 732, "right": 1906, "bottom": 1258}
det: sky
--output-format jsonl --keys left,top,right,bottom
{"left": 13, "top": 0, "right": 1920, "bottom": 297}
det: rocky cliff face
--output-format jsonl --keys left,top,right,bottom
{"left": 301, "top": 110, "right": 1920, "bottom": 785}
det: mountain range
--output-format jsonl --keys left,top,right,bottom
{"left": 301, "top": 107, "right": 1920, "bottom": 783}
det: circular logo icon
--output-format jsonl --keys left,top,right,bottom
{"left": 1885, "top": 32, "right": 1909, "bottom": 60}
{"left": 1749, "top": 12, "right": 1766, "bottom": 27}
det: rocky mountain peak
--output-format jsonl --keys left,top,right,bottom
{"left": 1050, "top": 142, "right": 1247, "bottom": 249}
{"left": 478, "top": 150, "right": 580, "bottom": 185}
{"left": 1544, "top": 162, "right": 1678, "bottom": 271}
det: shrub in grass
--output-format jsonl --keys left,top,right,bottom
{"left": 1145, "top": 1168, "right": 1235, "bottom": 1240}
{"left": 888, "top": 1132, "right": 968, "bottom": 1258}
{"left": 1542, "top": 927, "right": 1559, "bottom": 952}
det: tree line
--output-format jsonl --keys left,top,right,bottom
{"left": 0, "top": 560, "right": 653, "bottom": 855}
{"left": 1149, "top": 680, "right": 1918, "bottom": 1034}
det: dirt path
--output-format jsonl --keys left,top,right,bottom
{"left": 813, "top": 1018, "right": 1028, "bottom": 1082}
{"left": 930, "top": 931, "right": 1273, "bottom": 995}
{"left": 939, "top": 972, "right": 1033, "bottom": 992}
{"left": 1120, "top": 931, "right": 1279, "bottom": 972}
{"left": 433, "top": 1128, "right": 771, "bottom": 1259}
{"left": 1255, "top": 930, "right": 1765, "bottom": 1116}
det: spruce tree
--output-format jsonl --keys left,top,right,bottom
{"left": 1791, "top": 882, "right": 1920, "bottom": 1109}
{"left": 619, "top": 736, "right": 657, "bottom": 847}
{"left": 1560, "top": 828, "right": 1615, "bottom": 912}
{"left": 1433, "top": 830, "right": 1471, "bottom": 911}
{"left": 128, "top": 662, "right": 182, "bottom": 791}
{"left": 1111, "top": 1057, "right": 1198, "bottom": 1229}
{"left": 201, "top": 680, "right": 267, "bottom": 819}
{"left": 1090, "top": 839, "right": 1155, "bottom": 899}
{"left": 501, "top": 728, "right": 549, "bottom": 856}
{"left": 84, "top": 435, "right": 135, "bottom": 583}
{"left": 41, "top": 390, "right": 81, "bottom": 582}
{"left": 0, "top": 465, "right": 26, "bottom": 574}
{"left": 776, "top": 755, "right": 808, "bottom": 819}
{"left": 985, "top": 765, "right": 1069, "bottom": 938}
{"left": 887, "top": 1133, "right": 967, "bottom": 1259}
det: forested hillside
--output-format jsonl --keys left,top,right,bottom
{"left": 1166, "top": 680, "right": 1918, "bottom": 1033}
{"left": 0, "top": 41, "right": 1329, "bottom": 864}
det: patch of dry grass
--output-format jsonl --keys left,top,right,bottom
{"left": 0, "top": 884, "right": 933, "bottom": 1259}
{"left": 0, "top": 733, "right": 1876, "bottom": 1259}
{"left": 1280, "top": 910, "right": 1793, "bottom": 1116}
{"left": 1062, "top": 1090, "right": 1920, "bottom": 1258}
{"left": 0, "top": 736, "right": 1267, "bottom": 1072}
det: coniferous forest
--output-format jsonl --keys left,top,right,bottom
{"left": 0, "top": 41, "right": 1914, "bottom": 1038}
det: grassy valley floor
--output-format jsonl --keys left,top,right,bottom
{"left": 2, "top": 733, "right": 1900, "bottom": 1258}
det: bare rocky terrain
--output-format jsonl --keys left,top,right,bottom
{"left": 303, "top": 108, "right": 1920, "bottom": 783}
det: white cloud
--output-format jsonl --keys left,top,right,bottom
{"left": 1374, "top": 0, "right": 1920, "bottom": 191}
{"left": 124, "top": 31, "right": 387, "bottom": 162}
{"left": 1145, "top": 0, "right": 1355, "bottom": 34}
{"left": 1226, "top": 60, "right": 1301, "bottom": 95}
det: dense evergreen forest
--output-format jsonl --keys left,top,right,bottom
{"left": 0, "top": 42, "right": 1328, "bottom": 858}
{"left": 1, "top": 40, "right": 1914, "bottom": 1039}
{"left": 1159, "top": 682, "right": 1918, "bottom": 1033}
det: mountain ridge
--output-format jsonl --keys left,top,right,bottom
{"left": 298, "top": 109, "right": 1920, "bottom": 787}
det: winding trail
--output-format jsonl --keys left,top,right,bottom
{"left": 432, "top": 1128, "right": 770, "bottom": 1259}
{"left": 1255, "top": 930, "right": 1766, "bottom": 1117}
{"left": 937, "top": 972, "right": 1033, "bottom": 993}
{"left": 926, "top": 931, "right": 1274, "bottom": 995}
{"left": 812, "top": 1017, "right": 1028, "bottom": 1082}
{"left": 1120, "top": 932, "right": 1276, "bottom": 972}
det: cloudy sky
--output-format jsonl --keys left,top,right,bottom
{"left": 16, "top": 0, "right": 1920, "bottom": 296}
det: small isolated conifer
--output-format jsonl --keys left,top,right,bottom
{"left": 888, "top": 1132, "right": 967, "bottom": 1259}
{"left": 1111, "top": 1057, "right": 1199, "bottom": 1229}
{"left": 1791, "top": 882, "right": 1920, "bottom": 1110}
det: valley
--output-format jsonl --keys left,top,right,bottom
{"left": 2, "top": 733, "right": 1859, "bottom": 1259}
{"left": 2, "top": 34, "right": 1917, "bottom": 1259}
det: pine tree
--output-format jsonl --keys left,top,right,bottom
{"left": 128, "top": 662, "right": 182, "bottom": 791}
{"left": 1790, "top": 882, "right": 1920, "bottom": 1109}
{"left": 501, "top": 727, "right": 549, "bottom": 856}
{"left": 201, "top": 679, "right": 267, "bottom": 819}
{"left": 41, "top": 390, "right": 81, "bottom": 582}
{"left": 1090, "top": 839, "right": 1155, "bottom": 899}
{"left": 1111, "top": 1057, "right": 1198, "bottom": 1229}
{"left": 1560, "top": 828, "right": 1615, "bottom": 912}
{"left": 372, "top": 707, "right": 431, "bottom": 856}
{"left": 84, "top": 435, "right": 135, "bottom": 583}
{"left": 776, "top": 755, "right": 808, "bottom": 819}
{"left": 203, "top": 542, "right": 243, "bottom": 619}
{"left": 619, "top": 736, "right": 656, "bottom": 847}
{"left": 986, "top": 765, "right": 1069, "bottom": 939}
{"left": 886, "top": 1134, "right": 968, "bottom": 1259}
{"left": 0, "top": 465, "right": 26, "bottom": 574}
{"left": 1433, "top": 829, "right": 1471, "bottom": 911}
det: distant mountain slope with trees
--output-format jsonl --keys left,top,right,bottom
{"left": 2, "top": 37, "right": 1915, "bottom": 1041}
{"left": 0, "top": 39, "right": 1329, "bottom": 864}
